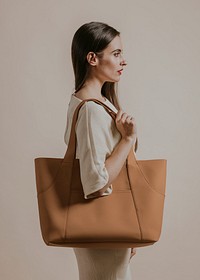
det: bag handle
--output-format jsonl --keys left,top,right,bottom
{"left": 63, "top": 98, "right": 138, "bottom": 164}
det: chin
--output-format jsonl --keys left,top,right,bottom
{"left": 105, "top": 77, "right": 120, "bottom": 83}
{"left": 114, "top": 77, "right": 120, "bottom": 82}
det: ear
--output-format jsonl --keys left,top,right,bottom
{"left": 86, "top": 52, "right": 98, "bottom": 66}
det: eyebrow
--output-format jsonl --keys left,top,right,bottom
{"left": 111, "top": 49, "right": 123, "bottom": 53}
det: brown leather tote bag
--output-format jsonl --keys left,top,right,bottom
{"left": 34, "top": 98, "right": 167, "bottom": 248}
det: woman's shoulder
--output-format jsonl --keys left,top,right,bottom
{"left": 70, "top": 93, "right": 118, "bottom": 115}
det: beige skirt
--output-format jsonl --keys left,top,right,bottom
{"left": 73, "top": 248, "right": 132, "bottom": 280}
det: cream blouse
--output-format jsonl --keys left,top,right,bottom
{"left": 64, "top": 93, "right": 121, "bottom": 199}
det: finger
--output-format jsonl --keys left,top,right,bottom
{"left": 116, "top": 109, "right": 124, "bottom": 122}
{"left": 121, "top": 112, "right": 128, "bottom": 123}
{"left": 129, "top": 116, "right": 136, "bottom": 123}
{"left": 125, "top": 116, "right": 134, "bottom": 124}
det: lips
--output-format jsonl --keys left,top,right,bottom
{"left": 117, "top": 69, "right": 123, "bottom": 74}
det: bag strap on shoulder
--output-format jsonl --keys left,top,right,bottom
{"left": 63, "top": 99, "right": 138, "bottom": 162}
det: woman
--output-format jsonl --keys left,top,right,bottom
{"left": 64, "top": 21, "right": 137, "bottom": 280}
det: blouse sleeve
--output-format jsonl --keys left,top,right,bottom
{"left": 75, "top": 101, "right": 112, "bottom": 199}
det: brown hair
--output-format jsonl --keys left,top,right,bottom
{"left": 71, "top": 21, "right": 121, "bottom": 110}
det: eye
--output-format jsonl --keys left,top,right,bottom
{"left": 114, "top": 52, "right": 120, "bottom": 57}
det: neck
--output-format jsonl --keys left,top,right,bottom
{"left": 77, "top": 77, "right": 106, "bottom": 100}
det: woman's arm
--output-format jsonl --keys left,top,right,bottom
{"left": 92, "top": 137, "right": 135, "bottom": 196}
{"left": 90, "top": 108, "right": 137, "bottom": 197}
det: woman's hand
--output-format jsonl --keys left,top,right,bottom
{"left": 115, "top": 109, "right": 137, "bottom": 144}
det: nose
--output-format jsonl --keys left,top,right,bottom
{"left": 120, "top": 55, "right": 127, "bottom": 66}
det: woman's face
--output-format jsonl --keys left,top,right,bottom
{"left": 92, "top": 35, "right": 127, "bottom": 83}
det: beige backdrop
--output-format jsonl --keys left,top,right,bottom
{"left": 1, "top": 0, "right": 199, "bottom": 279}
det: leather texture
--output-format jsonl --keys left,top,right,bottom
{"left": 34, "top": 98, "right": 167, "bottom": 248}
